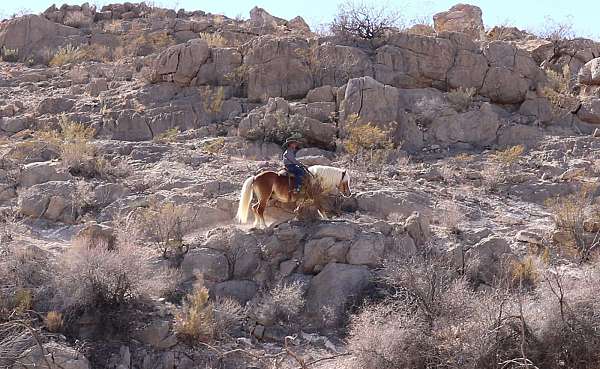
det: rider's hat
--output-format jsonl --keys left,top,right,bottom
{"left": 283, "top": 136, "right": 303, "bottom": 148}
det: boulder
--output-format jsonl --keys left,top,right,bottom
{"left": 341, "top": 76, "right": 400, "bottom": 126}
{"left": 74, "top": 222, "right": 116, "bottom": 249}
{"left": 577, "top": 97, "right": 600, "bottom": 124}
{"left": 464, "top": 236, "right": 515, "bottom": 286}
{"left": 20, "top": 161, "right": 71, "bottom": 188}
{"left": 243, "top": 36, "right": 313, "bottom": 102}
{"left": 12, "top": 342, "right": 90, "bottom": 369}
{"left": 152, "top": 39, "right": 210, "bottom": 85}
{"left": 519, "top": 97, "right": 553, "bottom": 123}
{"left": 313, "top": 222, "right": 357, "bottom": 240}
{"left": 404, "top": 212, "right": 431, "bottom": 246}
{"left": 374, "top": 35, "right": 454, "bottom": 89}
{"left": 355, "top": 190, "right": 431, "bottom": 218}
{"left": 180, "top": 248, "right": 229, "bottom": 282}
{"left": 305, "top": 263, "right": 370, "bottom": 327}
{"left": 36, "top": 97, "right": 75, "bottom": 115}
{"left": 346, "top": 233, "right": 385, "bottom": 266}
{"left": 134, "top": 320, "right": 177, "bottom": 349}
{"left": 0, "top": 15, "right": 83, "bottom": 62}
{"left": 302, "top": 237, "right": 348, "bottom": 273}
{"left": 433, "top": 4, "right": 484, "bottom": 39}
{"left": 214, "top": 280, "right": 258, "bottom": 303}
{"left": 306, "top": 86, "right": 336, "bottom": 103}
{"left": 19, "top": 181, "right": 78, "bottom": 223}
{"left": 577, "top": 57, "right": 600, "bottom": 85}
{"left": 314, "top": 44, "right": 373, "bottom": 87}
{"left": 429, "top": 103, "right": 500, "bottom": 147}
{"left": 0, "top": 116, "right": 29, "bottom": 134}
{"left": 105, "top": 110, "right": 153, "bottom": 141}
{"left": 497, "top": 124, "right": 543, "bottom": 149}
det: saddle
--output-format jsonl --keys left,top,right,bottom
{"left": 277, "top": 168, "right": 296, "bottom": 178}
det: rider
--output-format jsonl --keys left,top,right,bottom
{"left": 283, "top": 138, "right": 306, "bottom": 193}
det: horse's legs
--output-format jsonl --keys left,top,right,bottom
{"left": 257, "top": 197, "right": 269, "bottom": 228}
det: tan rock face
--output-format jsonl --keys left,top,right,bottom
{"left": 0, "top": 14, "right": 83, "bottom": 62}
{"left": 433, "top": 3, "right": 484, "bottom": 40}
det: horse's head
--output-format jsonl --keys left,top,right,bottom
{"left": 337, "top": 170, "right": 352, "bottom": 197}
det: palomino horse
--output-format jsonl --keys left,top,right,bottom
{"left": 236, "top": 165, "right": 352, "bottom": 227}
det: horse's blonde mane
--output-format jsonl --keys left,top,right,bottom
{"left": 308, "top": 165, "right": 348, "bottom": 191}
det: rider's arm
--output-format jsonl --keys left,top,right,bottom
{"left": 284, "top": 150, "right": 302, "bottom": 166}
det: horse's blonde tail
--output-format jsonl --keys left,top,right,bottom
{"left": 236, "top": 176, "right": 254, "bottom": 223}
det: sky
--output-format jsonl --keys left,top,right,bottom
{"left": 1, "top": 0, "right": 598, "bottom": 39}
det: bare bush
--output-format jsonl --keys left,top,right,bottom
{"left": 436, "top": 200, "right": 465, "bottom": 234}
{"left": 536, "top": 15, "right": 575, "bottom": 42}
{"left": 330, "top": 0, "right": 401, "bottom": 40}
{"left": 266, "top": 282, "right": 306, "bottom": 322}
{"left": 53, "top": 236, "right": 167, "bottom": 309}
{"left": 547, "top": 185, "right": 600, "bottom": 262}
{"left": 542, "top": 66, "right": 579, "bottom": 118}
{"left": 134, "top": 201, "right": 198, "bottom": 260}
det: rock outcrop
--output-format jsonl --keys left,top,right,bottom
{"left": 433, "top": 4, "right": 484, "bottom": 39}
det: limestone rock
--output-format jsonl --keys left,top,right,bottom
{"left": 429, "top": 103, "right": 501, "bottom": 147}
{"left": 20, "top": 161, "right": 72, "bottom": 188}
{"left": 577, "top": 97, "right": 600, "bottom": 124}
{"left": 12, "top": 342, "right": 90, "bottom": 369}
{"left": 243, "top": 36, "right": 313, "bottom": 102}
{"left": 305, "top": 263, "right": 370, "bottom": 327}
{"left": 152, "top": 39, "right": 210, "bottom": 85}
{"left": 346, "top": 233, "right": 385, "bottom": 266}
{"left": 181, "top": 248, "right": 230, "bottom": 282}
{"left": 0, "top": 15, "right": 83, "bottom": 62}
{"left": 19, "top": 181, "right": 78, "bottom": 223}
{"left": 433, "top": 4, "right": 484, "bottom": 39}
{"left": 578, "top": 57, "right": 600, "bottom": 85}
{"left": 214, "top": 280, "right": 258, "bottom": 303}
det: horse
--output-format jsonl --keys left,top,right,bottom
{"left": 236, "top": 165, "right": 352, "bottom": 228}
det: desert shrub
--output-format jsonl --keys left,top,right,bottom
{"left": 44, "top": 311, "right": 63, "bottom": 333}
{"left": 202, "top": 86, "right": 225, "bottom": 114}
{"left": 0, "top": 46, "right": 19, "bottom": 62}
{"left": 547, "top": 185, "right": 600, "bottom": 262}
{"left": 511, "top": 256, "right": 540, "bottom": 290}
{"left": 246, "top": 111, "right": 301, "bottom": 145}
{"left": 212, "top": 297, "right": 245, "bottom": 339}
{"left": 542, "top": 66, "right": 579, "bottom": 118}
{"left": 348, "top": 303, "right": 430, "bottom": 369}
{"left": 330, "top": 0, "right": 401, "bottom": 40}
{"left": 342, "top": 113, "right": 394, "bottom": 174}
{"left": 492, "top": 144, "right": 525, "bottom": 165}
{"left": 153, "top": 127, "right": 180, "bottom": 143}
{"left": 134, "top": 201, "right": 198, "bottom": 260}
{"left": 447, "top": 87, "right": 476, "bottom": 113}
{"left": 267, "top": 282, "right": 306, "bottom": 321}
{"left": 536, "top": 267, "right": 600, "bottom": 368}
{"left": 202, "top": 137, "right": 225, "bottom": 154}
{"left": 199, "top": 32, "right": 227, "bottom": 47}
{"left": 53, "top": 236, "right": 167, "bottom": 309}
{"left": 175, "top": 277, "right": 215, "bottom": 343}
{"left": 536, "top": 15, "right": 575, "bottom": 42}
{"left": 49, "top": 44, "right": 87, "bottom": 67}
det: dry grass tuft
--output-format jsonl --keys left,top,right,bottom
{"left": 153, "top": 127, "right": 180, "bottom": 143}
{"left": 492, "top": 144, "right": 525, "bottom": 165}
{"left": 447, "top": 87, "right": 476, "bottom": 113}
{"left": 175, "top": 277, "right": 215, "bottom": 342}
{"left": 44, "top": 311, "right": 63, "bottom": 333}
{"left": 199, "top": 32, "right": 227, "bottom": 47}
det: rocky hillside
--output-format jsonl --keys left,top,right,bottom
{"left": 2, "top": 2, "right": 600, "bottom": 369}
